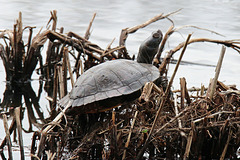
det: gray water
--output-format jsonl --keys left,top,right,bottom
{"left": 0, "top": 0, "right": 240, "bottom": 159}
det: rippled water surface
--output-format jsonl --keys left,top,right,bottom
{"left": 0, "top": 0, "right": 240, "bottom": 159}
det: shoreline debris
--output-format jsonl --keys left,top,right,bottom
{"left": 0, "top": 10, "right": 239, "bottom": 160}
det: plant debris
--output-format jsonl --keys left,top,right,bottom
{"left": 0, "top": 10, "right": 239, "bottom": 160}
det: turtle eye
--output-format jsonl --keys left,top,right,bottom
{"left": 152, "top": 30, "right": 163, "bottom": 38}
{"left": 153, "top": 32, "right": 160, "bottom": 38}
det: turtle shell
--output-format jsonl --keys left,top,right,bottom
{"left": 59, "top": 59, "right": 159, "bottom": 113}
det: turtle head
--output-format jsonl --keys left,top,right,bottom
{"left": 137, "top": 30, "right": 163, "bottom": 64}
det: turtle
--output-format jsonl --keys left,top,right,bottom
{"left": 59, "top": 30, "right": 163, "bottom": 115}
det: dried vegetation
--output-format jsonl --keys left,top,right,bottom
{"left": 0, "top": 10, "right": 240, "bottom": 160}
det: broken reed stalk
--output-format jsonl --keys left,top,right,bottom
{"left": 136, "top": 33, "right": 192, "bottom": 160}
{"left": 26, "top": 27, "right": 34, "bottom": 56}
{"left": 119, "top": 9, "right": 181, "bottom": 59}
{"left": 180, "top": 77, "right": 191, "bottom": 106}
{"left": 193, "top": 111, "right": 235, "bottom": 123}
{"left": 122, "top": 111, "right": 138, "bottom": 160}
{"left": 159, "top": 37, "right": 239, "bottom": 76}
{"left": 58, "top": 65, "right": 65, "bottom": 99}
{"left": 30, "top": 132, "right": 40, "bottom": 160}
{"left": 101, "top": 38, "right": 119, "bottom": 60}
{"left": 155, "top": 105, "right": 191, "bottom": 134}
{"left": 52, "top": 64, "right": 58, "bottom": 110}
{"left": 14, "top": 107, "right": 25, "bottom": 160}
{"left": 0, "top": 118, "right": 16, "bottom": 150}
{"left": 183, "top": 124, "right": 194, "bottom": 160}
{"left": 127, "top": 9, "right": 180, "bottom": 34}
{"left": 64, "top": 47, "right": 74, "bottom": 87}
{"left": 3, "top": 114, "right": 13, "bottom": 160}
{"left": 111, "top": 111, "right": 120, "bottom": 159}
{"left": 46, "top": 10, "right": 57, "bottom": 60}
{"left": 139, "top": 82, "right": 154, "bottom": 102}
{"left": 174, "top": 95, "right": 186, "bottom": 138}
{"left": 172, "top": 38, "right": 239, "bottom": 54}
{"left": 13, "top": 12, "right": 23, "bottom": 80}
{"left": 180, "top": 78, "right": 186, "bottom": 109}
{"left": 200, "top": 84, "right": 205, "bottom": 96}
{"left": 0, "top": 12, "right": 48, "bottom": 81}
{"left": 76, "top": 59, "right": 83, "bottom": 78}
{"left": 220, "top": 129, "right": 232, "bottom": 160}
{"left": 36, "top": 102, "right": 72, "bottom": 158}
{"left": 172, "top": 86, "right": 208, "bottom": 93}
{"left": 62, "top": 48, "right": 68, "bottom": 96}
{"left": 48, "top": 31, "right": 102, "bottom": 61}
{"left": 209, "top": 46, "right": 226, "bottom": 100}
{"left": 85, "top": 12, "right": 96, "bottom": 40}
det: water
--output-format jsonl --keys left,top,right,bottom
{"left": 0, "top": 0, "right": 240, "bottom": 159}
